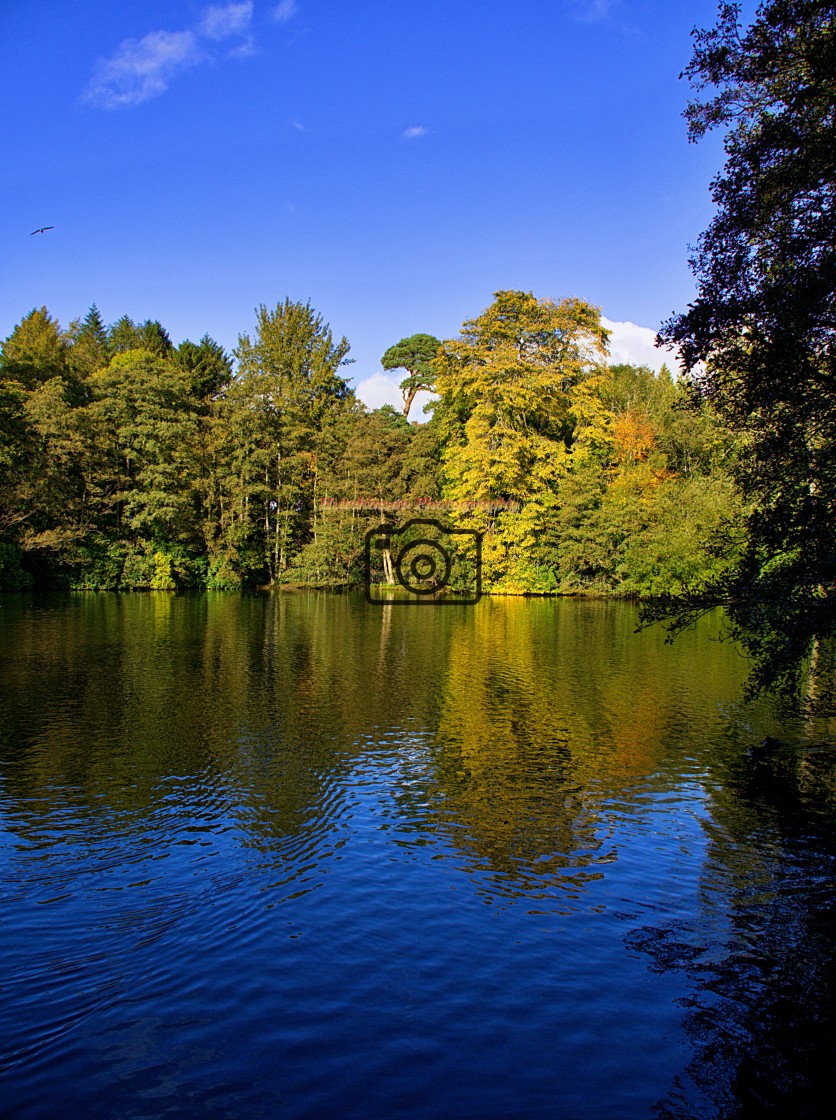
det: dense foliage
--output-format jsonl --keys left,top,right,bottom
{"left": 0, "top": 293, "right": 743, "bottom": 596}
{"left": 655, "top": 0, "right": 836, "bottom": 709}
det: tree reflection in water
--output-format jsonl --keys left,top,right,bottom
{"left": 628, "top": 741, "right": 836, "bottom": 1119}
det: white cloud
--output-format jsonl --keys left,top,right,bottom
{"left": 601, "top": 317, "right": 680, "bottom": 373}
{"left": 85, "top": 2, "right": 256, "bottom": 109}
{"left": 271, "top": 0, "right": 298, "bottom": 22}
{"left": 200, "top": 1, "right": 253, "bottom": 40}
{"left": 290, "top": 119, "right": 305, "bottom": 131}
{"left": 402, "top": 125, "right": 428, "bottom": 139}
{"left": 354, "top": 373, "right": 402, "bottom": 412}
{"left": 354, "top": 373, "right": 435, "bottom": 419}
{"left": 84, "top": 30, "right": 201, "bottom": 109}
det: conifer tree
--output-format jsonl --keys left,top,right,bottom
{"left": 217, "top": 299, "right": 354, "bottom": 581}
{"left": 108, "top": 315, "right": 142, "bottom": 354}
{"left": 69, "top": 304, "right": 111, "bottom": 379}
{"left": 0, "top": 307, "right": 69, "bottom": 389}
{"left": 381, "top": 333, "right": 441, "bottom": 419}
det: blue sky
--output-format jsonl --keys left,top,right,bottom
{"left": 2, "top": 0, "right": 732, "bottom": 412}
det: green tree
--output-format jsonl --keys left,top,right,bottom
{"left": 0, "top": 367, "right": 34, "bottom": 572}
{"left": 381, "top": 333, "right": 441, "bottom": 419}
{"left": 173, "top": 335, "right": 232, "bottom": 404}
{"left": 550, "top": 362, "right": 743, "bottom": 596}
{"left": 656, "top": 0, "right": 836, "bottom": 709}
{"left": 68, "top": 304, "right": 111, "bottom": 380}
{"left": 288, "top": 405, "right": 412, "bottom": 585}
{"left": 85, "top": 348, "right": 200, "bottom": 548}
{"left": 215, "top": 299, "right": 354, "bottom": 583}
{"left": 434, "top": 290, "right": 611, "bottom": 590}
{"left": 0, "top": 310, "right": 88, "bottom": 579}
{"left": 0, "top": 307, "right": 70, "bottom": 390}
{"left": 137, "top": 319, "right": 173, "bottom": 356}
{"left": 108, "top": 315, "right": 142, "bottom": 354}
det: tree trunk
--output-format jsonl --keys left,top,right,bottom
{"left": 402, "top": 386, "right": 417, "bottom": 419}
{"left": 379, "top": 501, "right": 394, "bottom": 583}
{"left": 312, "top": 457, "right": 318, "bottom": 542}
{"left": 265, "top": 468, "right": 272, "bottom": 581}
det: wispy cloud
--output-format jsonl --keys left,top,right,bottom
{"left": 290, "top": 119, "right": 305, "bottom": 131}
{"left": 271, "top": 0, "right": 298, "bottom": 23}
{"left": 200, "top": 1, "right": 253, "bottom": 40}
{"left": 228, "top": 36, "right": 257, "bottom": 59}
{"left": 569, "top": 0, "right": 615, "bottom": 22}
{"left": 84, "top": 2, "right": 255, "bottom": 109}
{"left": 402, "top": 125, "right": 428, "bottom": 139}
{"left": 84, "top": 30, "right": 202, "bottom": 109}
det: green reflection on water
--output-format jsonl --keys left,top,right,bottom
{"left": 0, "top": 591, "right": 791, "bottom": 858}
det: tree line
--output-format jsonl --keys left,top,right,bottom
{"left": 0, "top": 292, "right": 743, "bottom": 598}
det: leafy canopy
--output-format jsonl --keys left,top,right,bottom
{"left": 656, "top": 0, "right": 836, "bottom": 709}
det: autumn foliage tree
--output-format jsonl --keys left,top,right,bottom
{"left": 434, "top": 290, "right": 611, "bottom": 589}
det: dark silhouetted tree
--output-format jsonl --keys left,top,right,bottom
{"left": 655, "top": 0, "right": 836, "bottom": 711}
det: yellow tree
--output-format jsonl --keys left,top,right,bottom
{"left": 434, "top": 290, "right": 611, "bottom": 590}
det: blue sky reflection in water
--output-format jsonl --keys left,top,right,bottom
{"left": 1, "top": 593, "right": 835, "bottom": 1118}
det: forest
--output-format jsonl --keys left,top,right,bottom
{"left": 0, "top": 290, "right": 745, "bottom": 597}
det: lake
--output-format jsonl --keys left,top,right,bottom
{"left": 1, "top": 592, "right": 834, "bottom": 1118}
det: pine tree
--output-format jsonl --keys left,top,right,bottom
{"left": 69, "top": 304, "right": 111, "bottom": 378}
{"left": 0, "top": 307, "right": 69, "bottom": 389}
{"left": 216, "top": 299, "right": 354, "bottom": 582}
{"left": 108, "top": 315, "right": 142, "bottom": 354}
{"left": 381, "top": 333, "right": 441, "bottom": 419}
{"left": 173, "top": 335, "right": 232, "bottom": 403}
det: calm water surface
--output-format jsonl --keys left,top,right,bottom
{"left": 0, "top": 593, "right": 834, "bottom": 1119}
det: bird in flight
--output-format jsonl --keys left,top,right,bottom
{"left": 30, "top": 226, "right": 54, "bottom": 235}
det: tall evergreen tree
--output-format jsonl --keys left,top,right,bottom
{"left": 108, "top": 315, "right": 142, "bottom": 354}
{"left": 137, "top": 319, "right": 173, "bottom": 356}
{"left": 68, "top": 304, "right": 111, "bottom": 379}
{"left": 85, "top": 349, "right": 199, "bottom": 543}
{"left": 216, "top": 299, "right": 354, "bottom": 582}
{"left": 0, "top": 307, "right": 69, "bottom": 389}
{"left": 173, "top": 335, "right": 232, "bottom": 403}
